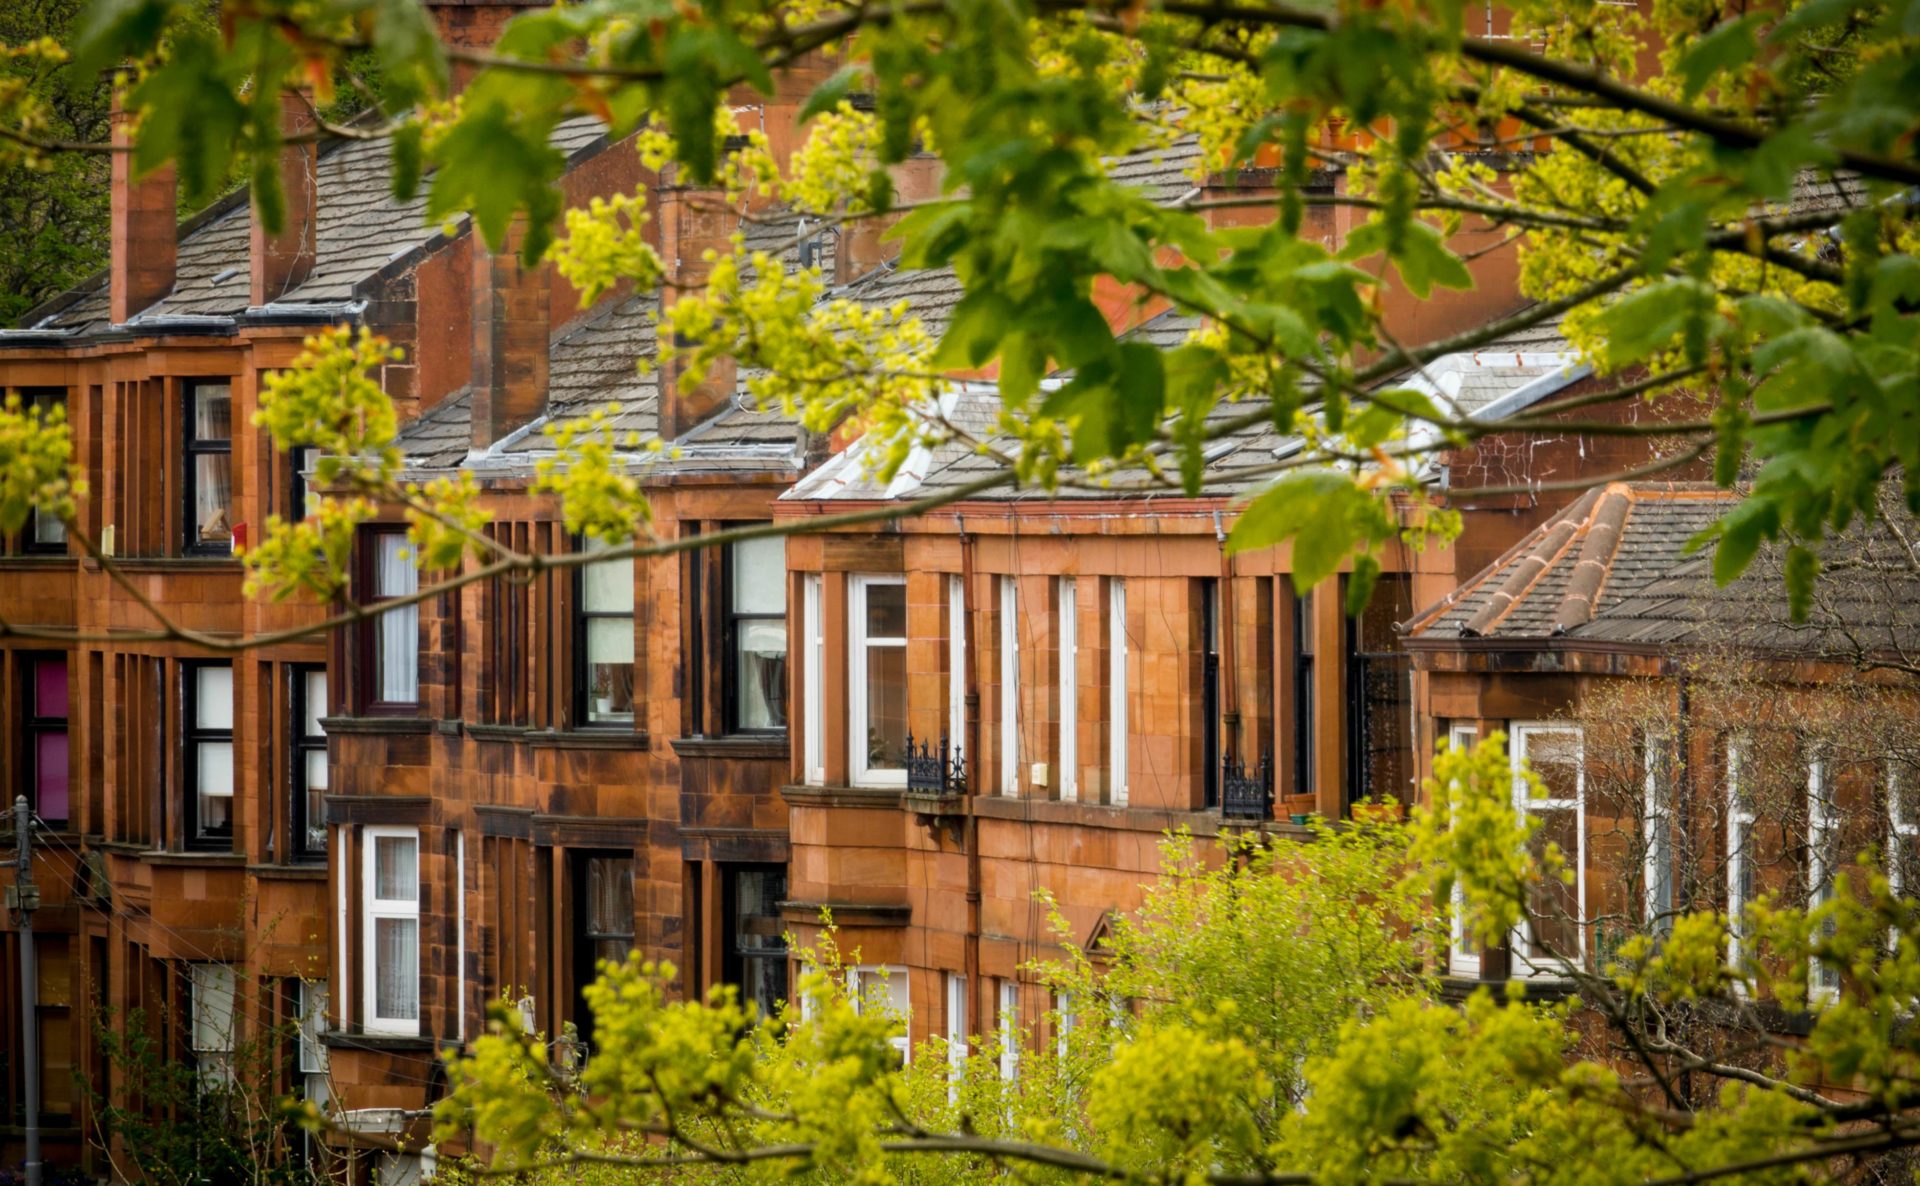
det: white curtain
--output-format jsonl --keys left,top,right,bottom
{"left": 377, "top": 535, "right": 419, "bottom": 702}
{"left": 375, "top": 917, "right": 420, "bottom": 1021}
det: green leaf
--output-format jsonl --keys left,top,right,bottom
{"left": 372, "top": 0, "right": 448, "bottom": 107}
{"left": 1785, "top": 543, "right": 1819, "bottom": 623}
{"left": 391, "top": 122, "right": 425, "bottom": 204}
{"left": 126, "top": 31, "right": 248, "bottom": 204}
{"left": 1344, "top": 553, "right": 1381, "bottom": 616}
{"left": 1041, "top": 342, "right": 1166, "bottom": 462}
{"left": 1678, "top": 15, "right": 1761, "bottom": 100}
{"left": 1226, "top": 470, "right": 1393, "bottom": 589}
{"left": 1691, "top": 497, "right": 1780, "bottom": 584}
{"left": 72, "top": 0, "right": 172, "bottom": 81}
{"left": 799, "top": 65, "right": 865, "bottom": 124}
{"left": 1393, "top": 222, "right": 1474, "bottom": 300}
{"left": 426, "top": 99, "right": 567, "bottom": 255}
{"left": 1595, "top": 279, "right": 1710, "bottom": 366}
{"left": 933, "top": 288, "right": 1014, "bottom": 369}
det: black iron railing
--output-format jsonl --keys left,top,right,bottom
{"left": 1221, "top": 751, "right": 1274, "bottom": 820}
{"left": 905, "top": 733, "right": 967, "bottom": 795}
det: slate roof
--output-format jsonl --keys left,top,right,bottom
{"left": 25, "top": 117, "right": 610, "bottom": 334}
{"left": 1405, "top": 482, "right": 1920, "bottom": 661}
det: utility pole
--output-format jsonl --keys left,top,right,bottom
{"left": 10, "top": 795, "right": 41, "bottom": 1186}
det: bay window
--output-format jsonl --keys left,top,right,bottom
{"left": 25, "top": 654, "right": 69, "bottom": 828}
{"left": 1510, "top": 723, "right": 1585, "bottom": 976}
{"left": 185, "top": 663, "right": 234, "bottom": 847}
{"left": 1108, "top": 579, "right": 1128, "bottom": 807}
{"left": 292, "top": 666, "right": 328, "bottom": 860}
{"left": 850, "top": 575, "right": 907, "bottom": 785}
{"left": 726, "top": 534, "right": 787, "bottom": 732}
{"left": 1446, "top": 724, "right": 1480, "bottom": 978}
{"left": 1058, "top": 578, "right": 1077, "bottom": 802}
{"left": 25, "top": 390, "right": 67, "bottom": 550}
{"left": 1809, "top": 752, "right": 1840, "bottom": 1000}
{"left": 999, "top": 577, "right": 1019, "bottom": 796}
{"left": 1643, "top": 731, "right": 1674, "bottom": 935}
{"left": 185, "top": 381, "right": 235, "bottom": 555}
{"left": 848, "top": 965, "right": 910, "bottom": 1062}
{"left": 577, "top": 535, "right": 635, "bottom": 725}
{"left": 362, "top": 827, "right": 421, "bottom": 1035}
{"left": 364, "top": 531, "right": 419, "bottom": 708}
{"left": 803, "top": 574, "right": 824, "bottom": 782}
{"left": 724, "top": 866, "right": 789, "bottom": 1020}
{"left": 572, "top": 853, "right": 635, "bottom": 1046}
{"left": 945, "top": 972, "right": 967, "bottom": 1095}
{"left": 190, "top": 963, "right": 237, "bottom": 1082}
{"left": 1726, "top": 737, "right": 1756, "bottom": 968}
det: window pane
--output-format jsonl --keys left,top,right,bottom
{"left": 196, "top": 666, "right": 234, "bottom": 729}
{"left": 378, "top": 603, "right": 419, "bottom": 702}
{"left": 32, "top": 507, "right": 66, "bottom": 546}
{"left": 303, "top": 670, "right": 327, "bottom": 737}
{"left": 375, "top": 534, "right": 417, "bottom": 596}
{"left": 865, "top": 642, "right": 907, "bottom": 770}
{"left": 192, "top": 453, "right": 234, "bottom": 548}
{"left": 1524, "top": 734, "right": 1581, "bottom": 803}
{"left": 586, "top": 618, "right": 635, "bottom": 722}
{"left": 40, "top": 1016, "right": 73, "bottom": 1116}
{"left": 374, "top": 835, "right": 418, "bottom": 902}
{"left": 296, "top": 447, "right": 322, "bottom": 519}
{"left": 1525, "top": 807, "right": 1581, "bottom": 962}
{"left": 191, "top": 964, "right": 237, "bottom": 1053}
{"left": 866, "top": 582, "right": 906, "bottom": 638}
{"left": 583, "top": 544, "right": 634, "bottom": 614}
{"left": 731, "top": 536, "right": 784, "bottom": 615}
{"left": 736, "top": 619, "right": 787, "bottom": 730}
{"left": 193, "top": 384, "right": 233, "bottom": 442}
{"left": 35, "top": 657, "right": 68, "bottom": 719}
{"left": 306, "top": 749, "right": 329, "bottom": 793}
{"left": 35, "top": 732, "right": 69, "bottom": 823}
{"left": 734, "top": 869, "right": 786, "bottom": 953}
{"left": 374, "top": 918, "right": 420, "bottom": 1021}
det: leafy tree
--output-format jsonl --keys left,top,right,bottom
{"left": 411, "top": 736, "right": 1920, "bottom": 1186}
{"left": 0, "top": 0, "right": 1909, "bottom": 652}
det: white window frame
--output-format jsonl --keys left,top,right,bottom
{"left": 1726, "top": 736, "right": 1756, "bottom": 974}
{"left": 1108, "top": 580, "right": 1128, "bottom": 807}
{"left": 1809, "top": 751, "right": 1840, "bottom": 1003}
{"left": 1510, "top": 722, "right": 1586, "bottom": 978}
{"left": 850, "top": 575, "right": 908, "bottom": 788}
{"left": 190, "top": 963, "right": 237, "bottom": 1071}
{"left": 804, "top": 574, "right": 825, "bottom": 784}
{"left": 1890, "top": 766, "right": 1915, "bottom": 898}
{"left": 948, "top": 576, "right": 966, "bottom": 753}
{"left": 997, "top": 979, "right": 1019, "bottom": 1081}
{"left": 1446, "top": 724, "right": 1480, "bottom": 978}
{"left": 297, "top": 980, "right": 329, "bottom": 1075}
{"left": 1054, "top": 990, "right": 1075, "bottom": 1057}
{"left": 1643, "top": 730, "right": 1674, "bottom": 935}
{"left": 455, "top": 830, "right": 467, "bottom": 1043}
{"left": 848, "top": 964, "right": 910, "bottom": 1063}
{"left": 999, "top": 576, "right": 1020, "bottom": 797}
{"left": 1058, "top": 577, "right": 1077, "bottom": 802}
{"left": 362, "top": 825, "right": 422, "bottom": 1036}
{"left": 945, "top": 972, "right": 967, "bottom": 1099}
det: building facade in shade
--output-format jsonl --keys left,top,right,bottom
{"left": 1403, "top": 483, "right": 1920, "bottom": 988}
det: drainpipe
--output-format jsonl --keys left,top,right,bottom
{"left": 959, "top": 516, "right": 983, "bottom": 1038}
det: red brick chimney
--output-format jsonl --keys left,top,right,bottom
{"left": 425, "top": 1, "right": 541, "bottom": 92}
{"left": 109, "top": 90, "right": 177, "bottom": 323}
{"left": 655, "top": 183, "right": 741, "bottom": 440}
{"left": 250, "top": 89, "right": 318, "bottom": 306}
{"left": 835, "top": 152, "right": 944, "bottom": 287}
{"left": 470, "top": 217, "right": 551, "bottom": 449}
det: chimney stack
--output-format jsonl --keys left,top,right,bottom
{"left": 250, "top": 89, "right": 318, "bottom": 306}
{"left": 470, "top": 217, "right": 551, "bottom": 450}
{"left": 655, "top": 183, "right": 741, "bottom": 441}
{"left": 109, "top": 89, "right": 177, "bottom": 323}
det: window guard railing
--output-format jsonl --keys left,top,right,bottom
{"left": 1221, "top": 751, "right": 1274, "bottom": 821}
{"left": 905, "top": 733, "right": 967, "bottom": 795}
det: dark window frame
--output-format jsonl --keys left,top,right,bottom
{"left": 182, "top": 380, "right": 235, "bottom": 557}
{"left": 1198, "top": 578, "right": 1220, "bottom": 809}
{"left": 355, "top": 527, "right": 421, "bottom": 715}
{"left": 1291, "top": 586, "right": 1315, "bottom": 801}
{"left": 23, "top": 652, "right": 70, "bottom": 828}
{"left": 289, "top": 445, "right": 321, "bottom": 523}
{"left": 722, "top": 528, "right": 788, "bottom": 736}
{"left": 573, "top": 535, "right": 636, "bottom": 729}
{"left": 570, "top": 850, "right": 636, "bottom": 1049}
{"left": 722, "top": 864, "right": 790, "bottom": 1020}
{"left": 22, "top": 389, "right": 70, "bottom": 555}
{"left": 182, "top": 660, "right": 235, "bottom": 850}
{"left": 291, "top": 664, "right": 328, "bottom": 862}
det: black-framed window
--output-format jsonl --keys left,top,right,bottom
{"left": 290, "top": 445, "right": 321, "bottom": 522}
{"left": 24, "top": 653, "right": 70, "bottom": 828}
{"left": 360, "top": 529, "right": 419, "bottom": 710}
{"left": 292, "top": 665, "right": 328, "bottom": 860}
{"left": 1199, "top": 578, "right": 1220, "bottom": 809}
{"left": 576, "top": 535, "right": 635, "bottom": 726}
{"left": 723, "top": 865, "right": 789, "bottom": 1019}
{"left": 1291, "top": 586, "right": 1315, "bottom": 799}
{"left": 24, "top": 389, "right": 68, "bottom": 553}
{"left": 725, "top": 533, "right": 787, "bottom": 733}
{"left": 184, "top": 381, "right": 235, "bottom": 555}
{"left": 1344, "top": 574, "right": 1414, "bottom": 813}
{"left": 184, "top": 662, "right": 235, "bottom": 848}
{"left": 571, "top": 852, "right": 635, "bottom": 1046}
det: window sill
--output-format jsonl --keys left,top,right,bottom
{"left": 323, "top": 715, "right": 434, "bottom": 736}
{"left": 1437, "top": 975, "right": 1579, "bottom": 1004}
{"left": 248, "top": 861, "right": 329, "bottom": 879}
{"left": 780, "top": 784, "right": 905, "bottom": 810}
{"left": 531, "top": 727, "right": 651, "bottom": 751}
{"left": 672, "top": 735, "right": 786, "bottom": 760}
{"left": 137, "top": 849, "right": 247, "bottom": 866}
{"left": 466, "top": 722, "right": 531, "bottom": 741}
{"left": 321, "top": 1029, "right": 436, "bottom": 1053}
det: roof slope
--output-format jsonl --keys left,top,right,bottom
{"left": 1406, "top": 481, "right": 1920, "bottom": 661}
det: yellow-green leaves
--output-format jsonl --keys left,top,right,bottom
{"left": 1225, "top": 470, "right": 1399, "bottom": 590}
{"left": 0, "top": 393, "right": 80, "bottom": 539}
{"left": 532, "top": 406, "right": 653, "bottom": 545}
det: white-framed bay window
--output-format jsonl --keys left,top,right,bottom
{"left": 850, "top": 576, "right": 908, "bottom": 786}
{"left": 848, "top": 964, "right": 911, "bottom": 1062}
{"left": 1446, "top": 723, "right": 1480, "bottom": 978}
{"left": 803, "top": 574, "right": 825, "bottom": 784}
{"left": 1108, "top": 579, "right": 1128, "bottom": 807}
{"left": 945, "top": 972, "right": 967, "bottom": 1098}
{"left": 948, "top": 575, "right": 966, "bottom": 754}
{"left": 1510, "top": 723, "right": 1585, "bottom": 977}
{"left": 1889, "top": 766, "right": 1917, "bottom": 901}
{"left": 1809, "top": 751, "right": 1840, "bottom": 1002}
{"left": 362, "top": 826, "right": 421, "bottom": 1035}
{"left": 1643, "top": 731, "right": 1674, "bottom": 936}
{"left": 190, "top": 962, "right": 237, "bottom": 1082}
{"left": 997, "top": 979, "right": 1019, "bottom": 1081}
{"left": 1058, "top": 577, "right": 1078, "bottom": 802}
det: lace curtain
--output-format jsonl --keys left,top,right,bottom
{"left": 376, "top": 535, "right": 419, "bottom": 702}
